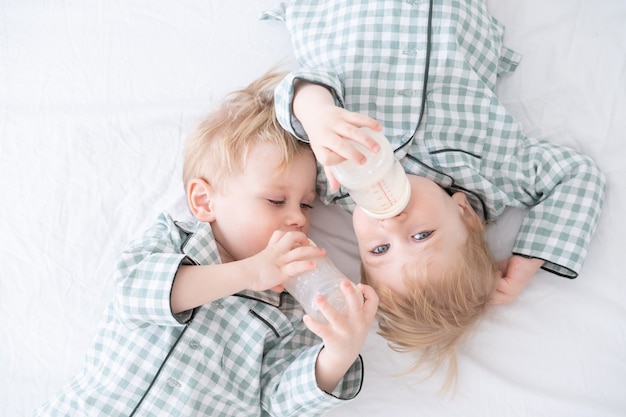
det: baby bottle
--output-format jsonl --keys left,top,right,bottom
{"left": 283, "top": 240, "right": 358, "bottom": 323}
{"left": 331, "top": 127, "right": 411, "bottom": 219}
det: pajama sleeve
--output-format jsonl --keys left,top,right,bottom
{"left": 113, "top": 212, "right": 191, "bottom": 327}
{"left": 275, "top": 68, "right": 346, "bottom": 141}
{"left": 260, "top": 303, "right": 363, "bottom": 416}
{"left": 503, "top": 139, "right": 606, "bottom": 278}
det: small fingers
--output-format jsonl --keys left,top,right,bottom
{"left": 288, "top": 243, "right": 325, "bottom": 260}
{"left": 286, "top": 230, "right": 313, "bottom": 248}
{"left": 358, "top": 284, "right": 379, "bottom": 318}
{"left": 324, "top": 166, "right": 341, "bottom": 191}
{"left": 315, "top": 293, "right": 346, "bottom": 326}
{"left": 496, "top": 259, "right": 509, "bottom": 274}
{"left": 344, "top": 128, "right": 381, "bottom": 156}
{"left": 269, "top": 284, "right": 285, "bottom": 293}
{"left": 340, "top": 279, "right": 363, "bottom": 311}
{"left": 271, "top": 230, "right": 309, "bottom": 251}
{"left": 281, "top": 242, "right": 326, "bottom": 277}
{"left": 324, "top": 137, "right": 368, "bottom": 165}
{"left": 302, "top": 313, "right": 327, "bottom": 337}
{"left": 333, "top": 114, "right": 381, "bottom": 154}
{"left": 268, "top": 229, "right": 287, "bottom": 245}
{"left": 489, "top": 278, "right": 514, "bottom": 305}
{"left": 281, "top": 259, "right": 317, "bottom": 278}
{"left": 342, "top": 112, "right": 382, "bottom": 140}
{"left": 313, "top": 145, "right": 348, "bottom": 166}
{"left": 491, "top": 290, "right": 514, "bottom": 305}
{"left": 325, "top": 115, "right": 381, "bottom": 162}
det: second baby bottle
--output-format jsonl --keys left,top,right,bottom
{"left": 283, "top": 240, "right": 358, "bottom": 323}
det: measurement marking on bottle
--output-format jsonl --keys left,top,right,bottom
{"left": 372, "top": 181, "right": 396, "bottom": 209}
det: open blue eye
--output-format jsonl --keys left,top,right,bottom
{"left": 412, "top": 231, "right": 432, "bottom": 241}
{"left": 371, "top": 244, "right": 390, "bottom": 255}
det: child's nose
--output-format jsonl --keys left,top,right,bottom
{"left": 286, "top": 206, "right": 307, "bottom": 229}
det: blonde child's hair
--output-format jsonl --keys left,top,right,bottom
{"left": 182, "top": 69, "right": 311, "bottom": 192}
{"left": 362, "top": 212, "right": 498, "bottom": 392}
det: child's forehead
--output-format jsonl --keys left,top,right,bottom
{"left": 239, "top": 142, "right": 313, "bottom": 175}
{"left": 243, "top": 140, "right": 285, "bottom": 165}
{"left": 250, "top": 138, "right": 313, "bottom": 162}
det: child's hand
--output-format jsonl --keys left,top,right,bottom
{"left": 293, "top": 82, "right": 382, "bottom": 190}
{"left": 304, "top": 104, "right": 380, "bottom": 164}
{"left": 247, "top": 230, "right": 325, "bottom": 293}
{"left": 490, "top": 255, "right": 545, "bottom": 304}
{"left": 303, "top": 280, "right": 379, "bottom": 393}
{"left": 307, "top": 105, "right": 382, "bottom": 190}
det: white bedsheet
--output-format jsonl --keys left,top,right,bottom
{"left": 1, "top": 1, "right": 625, "bottom": 416}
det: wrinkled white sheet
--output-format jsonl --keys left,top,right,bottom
{"left": 1, "top": 1, "right": 625, "bottom": 416}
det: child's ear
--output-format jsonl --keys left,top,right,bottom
{"left": 187, "top": 178, "right": 215, "bottom": 222}
{"left": 451, "top": 192, "right": 479, "bottom": 220}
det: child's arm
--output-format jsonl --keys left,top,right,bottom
{"left": 303, "top": 280, "right": 379, "bottom": 393}
{"left": 292, "top": 81, "right": 381, "bottom": 190}
{"left": 170, "top": 230, "right": 325, "bottom": 314}
{"left": 486, "top": 138, "right": 605, "bottom": 298}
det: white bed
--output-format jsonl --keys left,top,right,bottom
{"left": 2, "top": 1, "right": 625, "bottom": 416}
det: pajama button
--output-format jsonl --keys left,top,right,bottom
{"left": 406, "top": 0, "right": 423, "bottom": 5}
{"left": 393, "top": 134, "right": 413, "bottom": 142}
{"left": 189, "top": 340, "right": 201, "bottom": 349}
{"left": 398, "top": 89, "right": 417, "bottom": 97}
{"left": 167, "top": 377, "right": 181, "bottom": 388}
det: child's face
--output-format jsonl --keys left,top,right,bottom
{"left": 209, "top": 142, "right": 317, "bottom": 262}
{"left": 352, "top": 175, "right": 470, "bottom": 295}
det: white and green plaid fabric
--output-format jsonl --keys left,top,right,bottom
{"left": 265, "top": 0, "right": 605, "bottom": 278}
{"left": 34, "top": 212, "right": 363, "bottom": 417}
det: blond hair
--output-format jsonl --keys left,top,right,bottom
{"left": 362, "top": 212, "right": 498, "bottom": 392}
{"left": 182, "top": 69, "right": 311, "bottom": 192}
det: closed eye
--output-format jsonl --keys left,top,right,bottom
{"left": 268, "top": 200, "right": 314, "bottom": 211}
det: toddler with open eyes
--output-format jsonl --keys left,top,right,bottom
{"left": 264, "top": 0, "right": 605, "bottom": 389}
